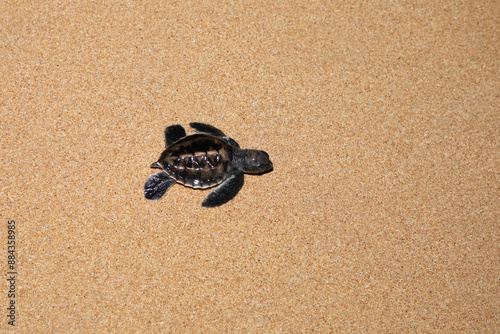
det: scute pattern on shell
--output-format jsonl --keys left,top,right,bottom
{"left": 160, "top": 134, "right": 233, "bottom": 189}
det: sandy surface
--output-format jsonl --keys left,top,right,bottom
{"left": 1, "top": 1, "right": 498, "bottom": 332}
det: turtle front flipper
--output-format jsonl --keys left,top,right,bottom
{"left": 190, "top": 122, "right": 226, "bottom": 137}
{"left": 202, "top": 170, "right": 244, "bottom": 208}
{"left": 144, "top": 172, "right": 176, "bottom": 200}
{"left": 164, "top": 125, "right": 186, "bottom": 147}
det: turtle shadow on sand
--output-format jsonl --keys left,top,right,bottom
{"left": 144, "top": 122, "right": 273, "bottom": 207}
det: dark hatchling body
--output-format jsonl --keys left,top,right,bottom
{"left": 144, "top": 122, "right": 273, "bottom": 207}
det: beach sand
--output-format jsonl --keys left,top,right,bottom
{"left": 1, "top": 1, "right": 498, "bottom": 332}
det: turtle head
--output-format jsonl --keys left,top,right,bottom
{"left": 242, "top": 150, "right": 273, "bottom": 174}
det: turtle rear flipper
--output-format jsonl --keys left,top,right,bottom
{"left": 164, "top": 125, "right": 186, "bottom": 147}
{"left": 202, "top": 171, "right": 244, "bottom": 208}
{"left": 144, "top": 172, "right": 176, "bottom": 200}
{"left": 190, "top": 122, "right": 226, "bottom": 137}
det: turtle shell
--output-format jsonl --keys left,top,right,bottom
{"left": 158, "top": 134, "right": 233, "bottom": 189}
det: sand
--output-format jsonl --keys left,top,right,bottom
{"left": 1, "top": 1, "right": 498, "bottom": 332}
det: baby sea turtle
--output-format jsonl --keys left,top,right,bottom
{"left": 144, "top": 122, "right": 273, "bottom": 207}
